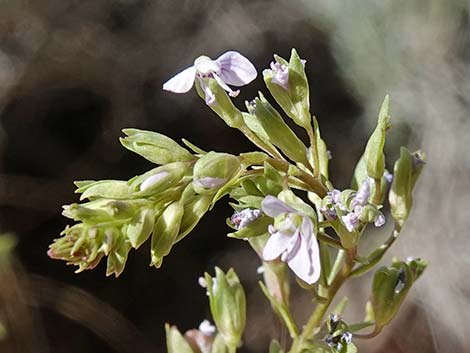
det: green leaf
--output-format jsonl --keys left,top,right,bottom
{"left": 269, "top": 340, "right": 284, "bottom": 353}
{"left": 246, "top": 93, "right": 309, "bottom": 167}
{"left": 165, "top": 324, "right": 194, "bottom": 353}
{"left": 364, "top": 95, "right": 390, "bottom": 179}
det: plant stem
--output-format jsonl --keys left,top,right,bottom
{"left": 289, "top": 248, "right": 356, "bottom": 353}
{"left": 306, "top": 126, "right": 320, "bottom": 178}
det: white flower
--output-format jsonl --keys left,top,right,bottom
{"left": 163, "top": 51, "right": 257, "bottom": 105}
{"left": 198, "top": 320, "right": 216, "bottom": 336}
{"left": 261, "top": 195, "right": 321, "bottom": 285}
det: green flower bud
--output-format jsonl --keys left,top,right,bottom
{"left": 246, "top": 94, "right": 309, "bottom": 167}
{"left": 150, "top": 201, "right": 184, "bottom": 268}
{"left": 389, "top": 147, "right": 425, "bottom": 229}
{"left": 126, "top": 208, "right": 156, "bottom": 249}
{"left": 204, "top": 267, "right": 246, "bottom": 349}
{"left": 165, "top": 324, "right": 195, "bottom": 353}
{"left": 364, "top": 95, "right": 391, "bottom": 179}
{"left": 371, "top": 259, "right": 425, "bottom": 330}
{"left": 106, "top": 227, "right": 132, "bottom": 277}
{"left": 193, "top": 152, "right": 241, "bottom": 194}
{"left": 131, "top": 161, "right": 192, "bottom": 197}
{"left": 195, "top": 78, "right": 244, "bottom": 128}
{"left": 263, "top": 49, "right": 311, "bottom": 129}
{"left": 120, "top": 128, "right": 194, "bottom": 165}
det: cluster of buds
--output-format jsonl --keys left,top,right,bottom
{"left": 48, "top": 48, "right": 427, "bottom": 353}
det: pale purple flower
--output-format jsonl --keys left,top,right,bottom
{"left": 231, "top": 209, "right": 262, "bottom": 230}
{"left": 341, "top": 206, "right": 362, "bottom": 232}
{"left": 374, "top": 212, "right": 386, "bottom": 227}
{"left": 261, "top": 195, "right": 320, "bottom": 285}
{"left": 351, "top": 179, "right": 370, "bottom": 208}
{"left": 384, "top": 170, "right": 393, "bottom": 184}
{"left": 327, "top": 189, "right": 342, "bottom": 205}
{"left": 267, "top": 58, "right": 306, "bottom": 90}
{"left": 198, "top": 320, "right": 216, "bottom": 336}
{"left": 163, "top": 51, "right": 257, "bottom": 106}
{"left": 270, "top": 61, "right": 289, "bottom": 89}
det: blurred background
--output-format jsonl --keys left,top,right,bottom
{"left": 0, "top": 0, "right": 469, "bottom": 352}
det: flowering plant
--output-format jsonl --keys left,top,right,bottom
{"left": 48, "top": 49, "right": 426, "bottom": 353}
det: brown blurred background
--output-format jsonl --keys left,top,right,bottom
{"left": 0, "top": 1, "right": 469, "bottom": 352}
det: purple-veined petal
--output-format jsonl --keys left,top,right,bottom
{"left": 163, "top": 66, "right": 196, "bottom": 93}
{"left": 283, "top": 231, "right": 301, "bottom": 262}
{"left": 213, "top": 73, "right": 240, "bottom": 97}
{"left": 262, "top": 231, "right": 291, "bottom": 261}
{"left": 287, "top": 231, "right": 321, "bottom": 285}
{"left": 261, "top": 196, "right": 296, "bottom": 218}
{"left": 300, "top": 216, "right": 314, "bottom": 245}
{"left": 216, "top": 51, "right": 257, "bottom": 86}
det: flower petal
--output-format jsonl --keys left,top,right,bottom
{"left": 216, "top": 51, "right": 257, "bottom": 86}
{"left": 213, "top": 73, "right": 240, "bottom": 97}
{"left": 262, "top": 231, "right": 290, "bottom": 261}
{"left": 198, "top": 78, "right": 216, "bottom": 106}
{"left": 287, "top": 233, "right": 321, "bottom": 285}
{"left": 261, "top": 196, "right": 296, "bottom": 218}
{"left": 163, "top": 66, "right": 196, "bottom": 93}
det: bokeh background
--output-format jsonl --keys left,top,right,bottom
{"left": 0, "top": 1, "right": 469, "bottom": 352}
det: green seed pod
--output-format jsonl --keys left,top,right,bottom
{"left": 204, "top": 267, "right": 246, "bottom": 350}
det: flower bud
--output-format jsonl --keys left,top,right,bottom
{"left": 150, "top": 201, "right": 184, "bottom": 268}
{"left": 263, "top": 49, "right": 311, "bottom": 129}
{"left": 120, "top": 128, "right": 194, "bottom": 165}
{"left": 246, "top": 93, "right": 309, "bottom": 167}
{"left": 364, "top": 95, "right": 390, "bottom": 179}
{"left": 132, "top": 161, "right": 192, "bottom": 197}
{"left": 204, "top": 267, "right": 246, "bottom": 349}
{"left": 193, "top": 152, "right": 241, "bottom": 194}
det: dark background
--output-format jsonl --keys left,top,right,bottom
{"left": 0, "top": 1, "right": 469, "bottom": 353}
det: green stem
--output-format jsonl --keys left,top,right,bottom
{"left": 294, "top": 248, "right": 356, "bottom": 350}
{"left": 373, "top": 177, "right": 382, "bottom": 205}
{"left": 267, "top": 158, "right": 327, "bottom": 197}
{"left": 239, "top": 125, "right": 284, "bottom": 160}
{"left": 306, "top": 126, "right": 320, "bottom": 178}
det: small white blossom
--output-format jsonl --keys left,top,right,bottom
{"left": 198, "top": 320, "right": 216, "bottom": 336}
{"left": 163, "top": 51, "right": 257, "bottom": 106}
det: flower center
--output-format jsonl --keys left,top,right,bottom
{"left": 194, "top": 56, "right": 221, "bottom": 76}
